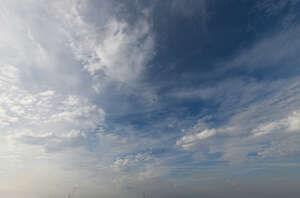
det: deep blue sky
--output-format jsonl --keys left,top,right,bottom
{"left": 0, "top": 0, "right": 300, "bottom": 197}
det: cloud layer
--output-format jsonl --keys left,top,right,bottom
{"left": 1, "top": 0, "right": 300, "bottom": 197}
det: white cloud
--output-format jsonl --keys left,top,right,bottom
{"left": 63, "top": 95, "right": 80, "bottom": 106}
{"left": 0, "top": 64, "right": 20, "bottom": 84}
{"left": 90, "top": 18, "right": 154, "bottom": 82}
{"left": 176, "top": 117, "right": 237, "bottom": 150}
{"left": 252, "top": 121, "right": 280, "bottom": 137}
{"left": 0, "top": 63, "right": 105, "bottom": 153}
{"left": 0, "top": 1, "right": 159, "bottom": 197}
{"left": 111, "top": 153, "right": 153, "bottom": 172}
{"left": 38, "top": 90, "right": 55, "bottom": 97}
{"left": 48, "top": 97, "right": 105, "bottom": 128}
{"left": 252, "top": 111, "right": 300, "bottom": 137}
{"left": 176, "top": 129, "right": 216, "bottom": 149}
{"left": 1, "top": 0, "right": 300, "bottom": 197}
{"left": 285, "top": 111, "right": 300, "bottom": 132}
{"left": 51, "top": 0, "right": 155, "bottom": 93}
{"left": 175, "top": 76, "right": 300, "bottom": 162}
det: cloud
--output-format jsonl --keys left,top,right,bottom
{"left": 15, "top": 130, "right": 89, "bottom": 152}
{"left": 222, "top": 24, "right": 300, "bottom": 72}
{"left": 175, "top": 76, "right": 300, "bottom": 163}
{"left": 252, "top": 111, "right": 300, "bottom": 136}
{"left": 0, "top": 64, "right": 20, "bottom": 84}
{"left": 85, "top": 17, "right": 154, "bottom": 82}
{"left": 0, "top": 61, "right": 105, "bottom": 159}
{"left": 1, "top": 0, "right": 300, "bottom": 197}
{"left": 111, "top": 153, "right": 153, "bottom": 172}
{"left": 176, "top": 129, "right": 217, "bottom": 149}
{"left": 252, "top": 121, "right": 280, "bottom": 137}
{"left": 50, "top": 0, "right": 155, "bottom": 93}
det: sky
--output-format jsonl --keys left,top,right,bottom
{"left": 1, "top": 0, "right": 300, "bottom": 197}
